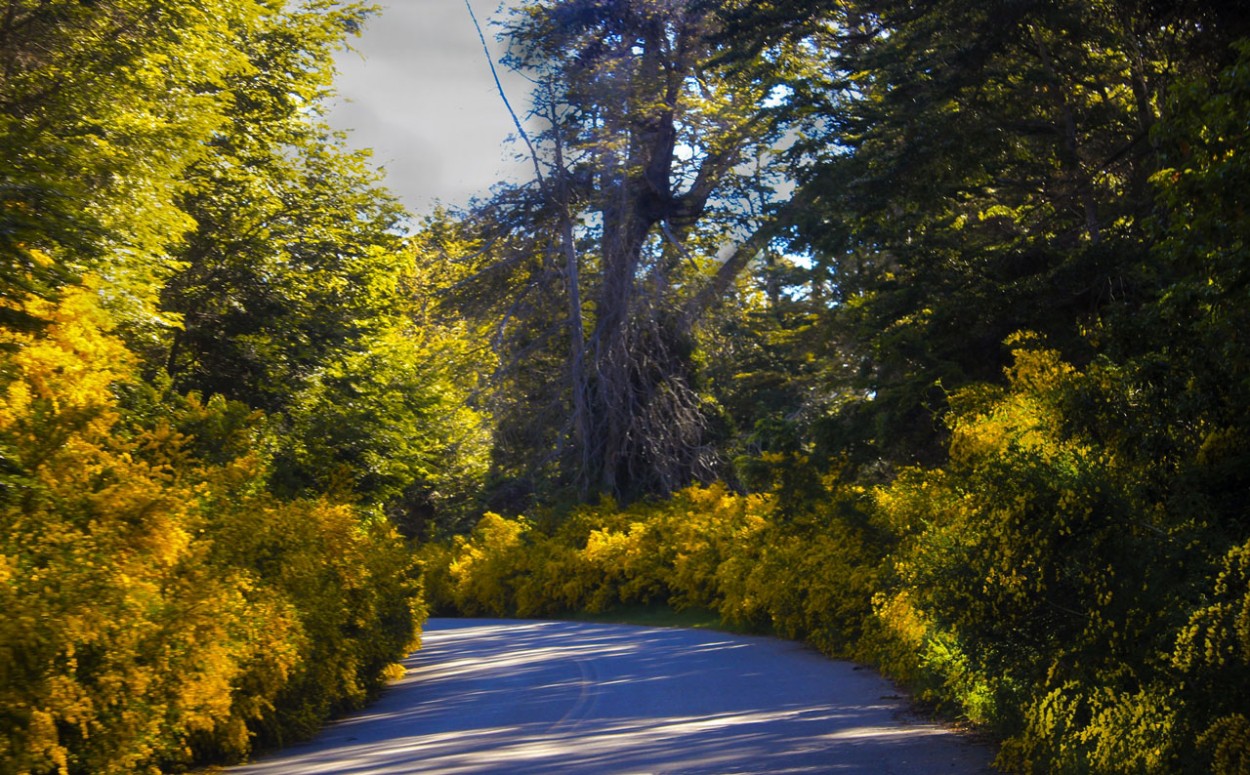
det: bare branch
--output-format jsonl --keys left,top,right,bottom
{"left": 464, "top": 0, "right": 545, "bottom": 186}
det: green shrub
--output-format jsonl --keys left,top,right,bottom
{"left": 0, "top": 290, "right": 422, "bottom": 772}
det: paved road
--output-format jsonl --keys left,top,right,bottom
{"left": 231, "top": 618, "right": 996, "bottom": 774}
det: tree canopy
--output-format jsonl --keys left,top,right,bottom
{"left": 448, "top": 0, "right": 824, "bottom": 506}
{"left": 420, "top": 1, "right": 1250, "bottom": 772}
{"left": 0, "top": 1, "right": 477, "bottom": 770}
{"left": 3, "top": 0, "right": 1249, "bottom": 772}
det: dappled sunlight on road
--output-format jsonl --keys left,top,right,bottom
{"left": 232, "top": 620, "right": 994, "bottom": 774}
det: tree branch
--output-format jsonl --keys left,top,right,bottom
{"left": 680, "top": 192, "right": 805, "bottom": 326}
{"left": 465, "top": 0, "right": 545, "bottom": 186}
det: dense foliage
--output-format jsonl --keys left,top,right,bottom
{"left": 0, "top": 289, "right": 421, "bottom": 772}
{"left": 423, "top": 1, "right": 1250, "bottom": 773}
{"left": 6, "top": 0, "right": 1249, "bottom": 772}
{"left": 419, "top": 481, "right": 880, "bottom": 658}
{"left": 0, "top": 1, "right": 483, "bottom": 771}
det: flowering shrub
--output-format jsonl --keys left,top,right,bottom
{"left": 422, "top": 481, "right": 878, "bottom": 659}
{"left": 0, "top": 290, "right": 421, "bottom": 773}
{"left": 424, "top": 334, "right": 1250, "bottom": 775}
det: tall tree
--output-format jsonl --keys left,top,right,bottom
{"left": 457, "top": 0, "right": 810, "bottom": 504}
{"left": 152, "top": 3, "right": 493, "bottom": 526}
{"left": 157, "top": 2, "right": 403, "bottom": 413}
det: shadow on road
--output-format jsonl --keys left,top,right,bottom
{"left": 231, "top": 619, "right": 996, "bottom": 774}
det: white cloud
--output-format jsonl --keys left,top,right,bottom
{"left": 325, "top": 0, "right": 533, "bottom": 216}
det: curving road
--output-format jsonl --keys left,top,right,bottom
{"left": 231, "top": 618, "right": 996, "bottom": 774}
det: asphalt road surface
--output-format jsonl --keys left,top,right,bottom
{"left": 230, "top": 618, "right": 996, "bottom": 774}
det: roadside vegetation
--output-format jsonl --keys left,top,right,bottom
{"left": 3, "top": 1, "right": 1248, "bottom": 773}
{"left": 0, "top": 2, "right": 471, "bottom": 771}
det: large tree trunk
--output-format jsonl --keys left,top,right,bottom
{"left": 468, "top": 0, "right": 801, "bottom": 503}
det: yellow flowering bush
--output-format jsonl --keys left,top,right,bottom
{"left": 421, "top": 331, "right": 1250, "bottom": 775}
{"left": 0, "top": 290, "right": 421, "bottom": 773}
{"left": 444, "top": 512, "right": 536, "bottom": 616}
{"left": 424, "top": 480, "right": 880, "bottom": 659}
{"left": 1171, "top": 539, "right": 1250, "bottom": 775}
{"left": 870, "top": 334, "right": 1250, "bottom": 773}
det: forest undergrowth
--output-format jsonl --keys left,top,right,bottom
{"left": 5, "top": 0, "right": 1249, "bottom": 773}
{"left": 423, "top": 337, "right": 1250, "bottom": 774}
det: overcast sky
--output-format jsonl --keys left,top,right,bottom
{"left": 325, "top": 0, "right": 531, "bottom": 217}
